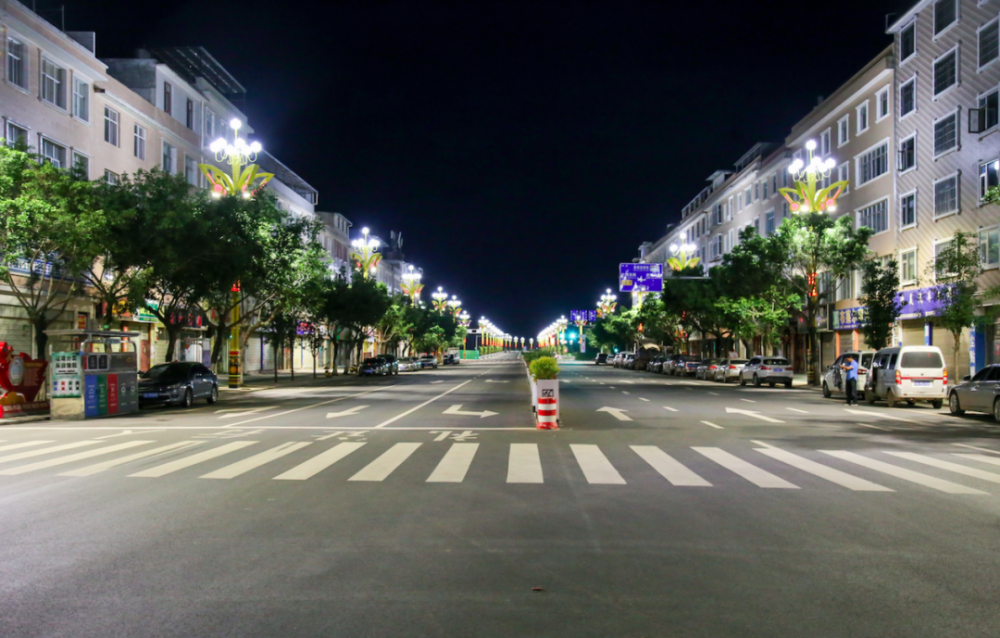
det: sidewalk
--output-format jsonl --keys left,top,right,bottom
{"left": 217, "top": 369, "right": 365, "bottom": 399}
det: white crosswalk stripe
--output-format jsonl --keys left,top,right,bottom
{"left": 273, "top": 442, "right": 365, "bottom": 481}
{"left": 349, "top": 443, "right": 422, "bottom": 482}
{"left": 755, "top": 448, "right": 892, "bottom": 491}
{"left": 0, "top": 441, "right": 153, "bottom": 475}
{"left": 954, "top": 453, "right": 1000, "bottom": 468}
{"left": 820, "top": 451, "right": 987, "bottom": 494}
{"left": 570, "top": 444, "right": 626, "bottom": 484}
{"left": 129, "top": 441, "right": 258, "bottom": 478}
{"left": 631, "top": 446, "right": 710, "bottom": 486}
{"left": 0, "top": 440, "right": 54, "bottom": 453}
{"left": 693, "top": 447, "right": 798, "bottom": 488}
{"left": 884, "top": 452, "right": 1000, "bottom": 485}
{"left": 507, "top": 444, "right": 543, "bottom": 483}
{"left": 59, "top": 441, "right": 203, "bottom": 477}
{"left": 426, "top": 443, "right": 479, "bottom": 483}
{"left": 201, "top": 442, "right": 313, "bottom": 480}
{"left": 0, "top": 440, "right": 98, "bottom": 464}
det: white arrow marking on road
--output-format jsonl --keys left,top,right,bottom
{"left": 217, "top": 407, "right": 276, "bottom": 419}
{"left": 663, "top": 406, "right": 679, "bottom": 412}
{"left": 326, "top": 405, "right": 369, "bottom": 419}
{"left": 786, "top": 408, "right": 809, "bottom": 414}
{"left": 700, "top": 421, "right": 724, "bottom": 429}
{"left": 740, "top": 399, "right": 757, "bottom": 403}
{"left": 95, "top": 430, "right": 137, "bottom": 439}
{"left": 725, "top": 407, "right": 786, "bottom": 423}
{"left": 844, "top": 409, "right": 919, "bottom": 423}
{"left": 596, "top": 407, "right": 632, "bottom": 422}
{"left": 443, "top": 404, "right": 497, "bottom": 419}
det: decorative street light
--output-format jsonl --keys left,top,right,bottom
{"left": 200, "top": 118, "right": 274, "bottom": 199}
{"left": 597, "top": 289, "right": 617, "bottom": 318}
{"left": 350, "top": 227, "right": 382, "bottom": 280}
{"left": 432, "top": 287, "right": 449, "bottom": 312}
{"left": 780, "top": 139, "right": 847, "bottom": 215}
{"left": 573, "top": 313, "right": 589, "bottom": 353}
{"left": 556, "top": 316, "right": 568, "bottom": 352}
{"left": 458, "top": 311, "right": 471, "bottom": 328}
{"left": 447, "top": 295, "right": 462, "bottom": 317}
{"left": 401, "top": 265, "right": 424, "bottom": 304}
{"left": 668, "top": 242, "right": 700, "bottom": 272}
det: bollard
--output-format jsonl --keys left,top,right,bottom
{"left": 535, "top": 379, "right": 559, "bottom": 429}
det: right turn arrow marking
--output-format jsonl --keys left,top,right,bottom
{"left": 596, "top": 407, "right": 632, "bottom": 422}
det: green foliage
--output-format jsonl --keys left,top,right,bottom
{"left": 984, "top": 186, "right": 1000, "bottom": 206}
{"left": 522, "top": 347, "right": 556, "bottom": 364}
{"left": 529, "top": 356, "right": 560, "bottom": 380}
{"left": 858, "top": 258, "right": 905, "bottom": 350}
{"left": 925, "top": 231, "right": 984, "bottom": 375}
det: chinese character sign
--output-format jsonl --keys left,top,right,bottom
{"left": 619, "top": 263, "right": 663, "bottom": 293}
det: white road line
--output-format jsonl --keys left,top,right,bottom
{"left": 225, "top": 385, "right": 398, "bottom": 428}
{"left": 954, "top": 453, "right": 1000, "bottom": 468}
{"left": 622, "top": 391, "right": 630, "bottom": 395}
{"left": 953, "top": 443, "right": 1000, "bottom": 455}
{"left": 623, "top": 381, "right": 634, "bottom": 384}
{"left": 700, "top": 421, "right": 724, "bottom": 429}
{"left": 843, "top": 409, "right": 919, "bottom": 423}
{"left": 349, "top": 442, "right": 422, "bottom": 481}
{"left": 786, "top": 408, "right": 809, "bottom": 414}
{"left": 200, "top": 442, "right": 312, "bottom": 479}
{"left": 0, "top": 441, "right": 153, "bottom": 475}
{"left": 755, "top": 448, "right": 892, "bottom": 491}
{"left": 0, "top": 440, "right": 97, "bottom": 464}
{"left": 426, "top": 443, "right": 479, "bottom": 483}
{"left": 708, "top": 392, "right": 720, "bottom": 396}
{"left": 639, "top": 397, "right": 650, "bottom": 402}
{"left": 885, "top": 452, "right": 1000, "bottom": 485}
{"left": 740, "top": 399, "right": 756, "bottom": 404}
{"left": 373, "top": 381, "right": 473, "bottom": 429}
{"left": 856, "top": 423, "right": 891, "bottom": 431}
{"left": 820, "top": 451, "right": 987, "bottom": 494}
{"left": 631, "top": 446, "right": 711, "bottom": 486}
{"left": 129, "top": 441, "right": 257, "bottom": 478}
{"left": 570, "top": 444, "right": 626, "bottom": 484}
{"left": 273, "top": 442, "right": 366, "bottom": 480}
{"left": 507, "top": 444, "right": 543, "bottom": 483}
{"left": 692, "top": 447, "right": 799, "bottom": 489}
{"left": 0, "top": 440, "right": 53, "bottom": 453}
{"left": 663, "top": 406, "right": 679, "bottom": 412}
{"left": 59, "top": 441, "right": 203, "bottom": 476}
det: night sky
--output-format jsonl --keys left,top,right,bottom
{"left": 61, "top": 0, "right": 912, "bottom": 340}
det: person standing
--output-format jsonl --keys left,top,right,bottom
{"left": 840, "top": 354, "right": 859, "bottom": 406}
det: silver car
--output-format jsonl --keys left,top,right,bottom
{"left": 740, "top": 356, "right": 793, "bottom": 388}
{"left": 713, "top": 358, "right": 748, "bottom": 382}
{"left": 949, "top": 364, "right": 1000, "bottom": 421}
{"left": 822, "top": 351, "right": 874, "bottom": 399}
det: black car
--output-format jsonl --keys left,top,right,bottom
{"left": 139, "top": 362, "right": 218, "bottom": 408}
{"left": 442, "top": 354, "right": 460, "bottom": 365}
{"left": 359, "top": 358, "right": 388, "bottom": 376}
{"left": 375, "top": 354, "right": 399, "bottom": 375}
{"left": 595, "top": 353, "right": 608, "bottom": 365}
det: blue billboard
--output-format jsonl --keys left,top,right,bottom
{"left": 619, "top": 263, "right": 663, "bottom": 293}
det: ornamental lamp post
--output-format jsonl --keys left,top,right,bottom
{"left": 447, "top": 295, "right": 462, "bottom": 317}
{"left": 668, "top": 242, "right": 700, "bottom": 272}
{"left": 200, "top": 118, "right": 274, "bottom": 199}
{"left": 432, "top": 287, "right": 449, "bottom": 312}
{"left": 556, "top": 316, "right": 568, "bottom": 354}
{"left": 573, "top": 314, "right": 589, "bottom": 353}
{"left": 598, "top": 289, "right": 617, "bottom": 318}
{"left": 401, "top": 265, "right": 424, "bottom": 304}
{"left": 350, "top": 228, "right": 382, "bottom": 280}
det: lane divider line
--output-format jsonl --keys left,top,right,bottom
{"left": 373, "top": 381, "right": 474, "bottom": 429}
{"left": 700, "top": 421, "right": 724, "bottom": 430}
{"left": 224, "top": 385, "right": 399, "bottom": 428}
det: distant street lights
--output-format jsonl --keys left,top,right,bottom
{"left": 350, "top": 227, "right": 382, "bottom": 279}
{"left": 431, "top": 287, "right": 449, "bottom": 312}
{"left": 401, "top": 265, "right": 424, "bottom": 304}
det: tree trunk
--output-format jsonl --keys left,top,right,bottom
{"left": 32, "top": 317, "right": 49, "bottom": 360}
{"left": 313, "top": 343, "right": 317, "bottom": 379}
{"left": 331, "top": 339, "right": 339, "bottom": 375}
{"left": 272, "top": 338, "right": 279, "bottom": 383}
{"left": 164, "top": 324, "right": 181, "bottom": 361}
{"left": 289, "top": 336, "right": 295, "bottom": 381}
{"left": 952, "top": 331, "right": 962, "bottom": 380}
{"left": 210, "top": 326, "right": 229, "bottom": 365}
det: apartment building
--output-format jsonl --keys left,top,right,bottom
{"left": 888, "top": 0, "right": 1000, "bottom": 374}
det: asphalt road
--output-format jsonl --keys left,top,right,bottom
{"left": 3, "top": 353, "right": 1000, "bottom": 637}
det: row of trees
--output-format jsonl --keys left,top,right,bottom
{"left": 0, "top": 143, "right": 464, "bottom": 373}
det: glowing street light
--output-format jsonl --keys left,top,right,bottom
{"left": 200, "top": 117, "right": 273, "bottom": 198}
{"left": 447, "top": 295, "right": 462, "bottom": 317}
{"left": 432, "top": 286, "right": 449, "bottom": 312}
{"left": 597, "top": 289, "right": 617, "bottom": 318}
{"left": 668, "top": 242, "right": 700, "bottom": 271}
{"left": 401, "top": 265, "right": 424, "bottom": 304}
{"left": 780, "top": 138, "right": 846, "bottom": 215}
{"left": 350, "top": 227, "right": 382, "bottom": 279}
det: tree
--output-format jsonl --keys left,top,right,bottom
{"left": 858, "top": 258, "right": 905, "bottom": 350}
{"left": 925, "top": 231, "right": 986, "bottom": 377}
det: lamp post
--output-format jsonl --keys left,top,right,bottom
{"left": 573, "top": 315, "right": 588, "bottom": 353}
{"left": 401, "top": 265, "right": 424, "bottom": 304}
{"left": 432, "top": 287, "right": 449, "bottom": 313}
{"left": 350, "top": 228, "right": 382, "bottom": 280}
{"left": 668, "top": 242, "right": 700, "bottom": 272}
{"left": 556, "top": 316, "right": 568, "bottom": 354}
{"left": 200, "top": 118, "right": 274, "bottom": 198}
{"left": 447, "top": 295, "right": 462, "bottom": 317}
{"left": 597, "top": 289, "right": 617, "bottom": 318}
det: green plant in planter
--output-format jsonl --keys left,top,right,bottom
{"left": 529, "top": 356, "right": 560, "bottom": 380}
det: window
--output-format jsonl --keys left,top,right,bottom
{"left": 933, "top": 110, "right": 959, "bottom": 156}
{"left": 73, "top": 152, "right": 88, "bottom": 177}
{"left": 40, "top": 58, "right": 66, "bottom": 108}
{"left": 876, "top": 87, "right": 890, "bottom": 121}
{"left": 40, "top": 138, "right": 66, "bottom": 168}
{"left": 900, "top": 77, "right": 916, "bottom": 118}
{"left": 727, "top": 229, "right": 734, "bottom": 252}
{"left": 900, "top": 191, "right": 917, "bottom": 228}
{"left": 900, "top": 22, "right": 916, "bottom": 62}
{"left": 820, "top": 129, "right": 831, "bottom": 155}
{"left": 5, "top": 122, "right": 27, "bottom": 147}
{"left": 981, "top": 159, "right": 999, "bottom": 200}
{"left": 837, "top": 274, "right": 853, "bottom": 302}
{"left": 104, "top": 170, "right": 119, "bottom": 185}
{"left": 856, "top": 101, "right": 869, "bottom": 134}
{"left": 899, "top": 134, "right": 916, "bottom": 172}
{"left": 754, "top": 182, "right": 759, "bottom": 200}
{"left": 781, "top": 169, "right": 788, "bottom": 188}
{"left": 185, "top": 156, "right": 198, "bottom": 186}
{"left": 982, "top": 17, "right": 1000, "bottom": 69}
{"left": 981, "top": 227, "right": 1000, "bottom": 267}
{"left": 744, "top": 187, "right": 751, "bottom": 206}
{"left": 73, "top": 79, "right": 89, "bottom": 121}
{"left": 978, "top": 89, "right": 999, "bottom": 131}
{"left": 858, "top": 199, "right": 889, "bottom": 234}
{"left": 838, "top": 163, "right": 849, "bottom": 192}
{"left": 7, "top": 38, "right": 26, "bottom": 89}
{"left": 935, "top": 239, "right": 954, "bottom": 278}
{"left": 782, "top": 201, "right": 789, "bottom": 218}
{"left": 162, "top": 141, "right": 175, "bottom": 173}
{"left": 186, "top": 98, "right": 194, "bottom": 129}
{"left": 901, "top": 248, "right": 918, "bottom": 284}
{"left": 933, "top": 173, "right": 959, "bottom": 217}
{"left": 838, "top": 114, "right": 850, "bottom": 146}
{"left": 765, "top": 210, "right": 775, "bottom": 236}
{"left": 134, "top": 124, "right": 146, "bottom": 160}
{"left": 771, "top": 174, "right": 777, "bottom": 194}
{"left": 856, "top": 141, "right": 889, "bottom": 186}
{"left": 933, "top": 48, "right": 958, "bottom": 96}
{"left": 934, "top": 0, "right": 957, "bottom": 36}
{"left": 163, "top": 82, "right": 172, "bottom": 115}
{"left": 205, "top": 110, "right": 215, "bottom": 138}
{"left": 762, "top": 180, "right": 768, "bottom": 199}
{"left": 752, "top": 217, "right": 759, "bottom": 233}
{"left": 103, "top": 106, "right": 119, "bottom": 146}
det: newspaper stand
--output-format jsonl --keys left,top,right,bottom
{"left": 46, "top": 329, "right": 140, "bottom": 420}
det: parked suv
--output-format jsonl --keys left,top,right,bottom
{"left": 665, "top": 354, "right": 699, "bottom": 376}
{"left": 949, "top": 364, "right": 1000, "bottom": 421}
{"left": 740, "top": 356, "right": 793, "bottom": 388}
{"left": 822, "top": 351, "right": 875, "bottom": 399}
{"left": 595, "top": 353, "right": 609, "bottom": 365}
{"left": 376, "top": 354, "right": 399, "bottom": 375}
{"left": 864, "top": 346, "right": 946, "bottom": 408}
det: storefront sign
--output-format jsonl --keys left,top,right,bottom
{"left": 0, "top": 342, "right": 49, "bottom": 418}
{"left": 896, "top": 286, "right": 944, "bottom": 319}
{"left": 832, "top": 306, "right": 866, "bottom": 330}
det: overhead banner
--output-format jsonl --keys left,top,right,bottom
{"left": 619, "top": 263, "right": 663, "bottom": 293}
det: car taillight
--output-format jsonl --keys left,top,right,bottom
{"left": 943, "top": 369, "right": 947, "bottom": 386}
{"left": 895, "top": 369, "right": 901, "bottom": 385}
{"left": 760, "top": 365, "right": 770, "bottom": 370}
{"left": 710, "top": 365, "right": 717, "bottom": 370}
{"left": 729, "top": 365, "right": 737, "bottom": 369}
{"left": 859, "top": 368, "right": 867, "bottom": 374}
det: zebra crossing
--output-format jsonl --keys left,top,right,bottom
{"left": 2, "top": 437, "right": 1000, "bottom": 494}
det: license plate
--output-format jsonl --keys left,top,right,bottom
{"left": 142, "top": 393, "right": 159, "bottom": 398}
{"left": 772, "top": 368, "right": 783, "bottom": 373}
{"left": 914, "top": 380, "right": 931, "bottom": 386}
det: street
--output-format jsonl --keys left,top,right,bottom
{"left": 3, "top": 353, "right": 1000, "bottom": 637}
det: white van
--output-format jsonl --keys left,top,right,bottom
{"left": 864, "top": 346, "right": 947, "bottom": 408}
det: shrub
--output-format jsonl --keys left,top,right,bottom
{"left": 529, "top": 356, "right": 560, "bottom": 380}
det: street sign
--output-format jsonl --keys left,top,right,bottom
{"left": 619, "top": 263, "right": 663, "bottom": 293}
{"left": 570, "top": 310, "right": 597, "bottom": 323}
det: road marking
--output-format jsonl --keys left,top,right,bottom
{"left": 507, "top": 444, "right": 543, "bottom": 483}
{"left": 95, "top": 430, "right": 138, "bottom": 439}
{"left": 217, "top": 407, "right": 276, "bottom": 419}
{"left": 622, "top": 391, "right": 630, "bottom": 395}
{"left": 623, "top": 381, "right": 634, "bottom": 385}
{"left": 273, "top": 442, "right": 365, "bottom": 480}
{"left": 856, "top": 423, "right": 891, "bottom": 431}
{"left": 708, "top": 392, "right": 720, "bottom": 396}
{"left": 786, "top": 408, "right": 809, "bottom": 414}
{"left": 953, "top": 443, "right": 1000, "bottom": 455}
{"left": 700, "top": 421, "right": 724, "bottom": 429}
{"left": 430, "top": 381, "right": 444, "bottom": 384}
{"left": 755, "top": 447, "right": 892, "bottom": 491}
{"left": 819, "top": 451, "right": 987, "bottom": 494}
{"left": 0, "top": 441, "right": 153, "bottom": 475}
{"left": 349, "top": 442, "right": 422, "bottom": 481}
{"left": 129, "top": 441, "right": 257, "bottom": 477}
{"left": 885, "top": 452, "right": 1000, "bottom": 485}
{"left": 200, "top": 442, "right": 312, "bottom": 479}
{"left": 0, "top": 440, "right": 97, "bottom": 464}
{"left": 844, "top": 409, "right": 919, "bottom": 423}
{"left": 326, "top": 405, "right": 369, "bottom": 419}
{"left": 740, "top": 399, "right": 757, "bottom": 404}
{"left": 609, "top": 386, "right": 616, "bottom": 389}
{"left": 442, "top": 404, "right": 497, "bottom": 419}
{"left": 484, "top": 380, "right": 510, "bottom": 383}
{"left": 692, "top": 447, "right": 798, "bottom": 488}
{"left": 596, "top": 407, "right": 632, "bottom": 422}
{"left": 663, "top": 406, "right": 679, "bottom": 412}
{"left": 0, "top": 440, "right": 54, "bottom": 453}
{"left": 725, "top": 407, "right": 785, "bottom": 423}
{"left": 374, "top": 381, "right": 473, "bottom": 429}
{"left": 638, "top": 397, "right": 650, "bottom": 402}
{"left": 954, "top": 454, "right": 1000, "bottom": 468}
{"left": 426, "top": 443, "right": 479, "bottom": 483}
{"left": 225, "top": 385, "right": 398, "bottom": 428}
{"left": 563, "top": 380, "right": 571, "bottom": 384}
{"left": 570, "top": 444, "right": 626, "bottom": 484}
{"left": 59, "top": 441, "right": 203, "bottom": 476}
{"left": 631, "top": 446, "right": 711, "bottom": 486}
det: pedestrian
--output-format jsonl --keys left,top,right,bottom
{"left": 840, "top": 354, "right": 859, "bottom": 406}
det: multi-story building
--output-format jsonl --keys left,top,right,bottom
{"left": 316, "top": 212, "right": 354, "bottom": 276}
{"left": 888, "top": 0, "right": 1000, "bottom": 374}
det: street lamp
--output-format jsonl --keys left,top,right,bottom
{"left": 447, "top": 295, "right": 462, "bottom": 317}
{"left": 350, "top": 227, "right": 382, "bottom": 280}
{"left": 432, "top": 287, "right": 449, "bottom": 312}
{"left": 401, "top": 265, "right": 424, "bottom": 304}
{"left": 598, "top": 289, "right": 617, "bottom": 318}
{"left": 781, "top": 139, "right": 846, "bottom": 215}
{"left": 668, "top": 242, "right": 700, "bottom": 271}
{"left": 200, "top": 118, "right": 274, "bottom": 198}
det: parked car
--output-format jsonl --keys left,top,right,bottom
{"left": 865, "top": 346, "right": 946, "bottom": 408}
{"left": 740, "top": 356, "right": 793, "bottom": 388}
{"left": 666, "top": 354, "right": 700, "bottom": 376}
{"left": 139, "top": 362, "right": 218, "bottom": 408}
{"left": 397, "top": 357, "right": 417, "bottom": 372}
{"left": 615, "top": 352, "right": 634, "bottom": 368}
{"left": 623, "top": 353, "right": 638, "bottom": 369}
{"left": 679, "top": 359, "right": 702, "bottom": 377}
{"left": 647, "top": 356, "right": 666, "bottom": 373}
{"left": 949, "top": 364, "right": 1000, "bottom": 421}
{"left": 713, "top": 358, "right": 749, "bottom": 383}
{"left": 359, "top": 358, "right": 388, "bottom": 376}
{"left": 419, "top": 355, "right": 439, "bottom": 369}
{"left": 822, "top": 351, "right": 875, "bottom": 398}
{"left": 443, "top": 354, "right": 460, "bottom": 365}
{"left": 595, "top": 353, "right": 609, "bottom": 365}
{"left": 376, "top": 354, "right": 399, "bottom": 375}
{"left": 695, "top": 358, "right": 724, "bottom": 380}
